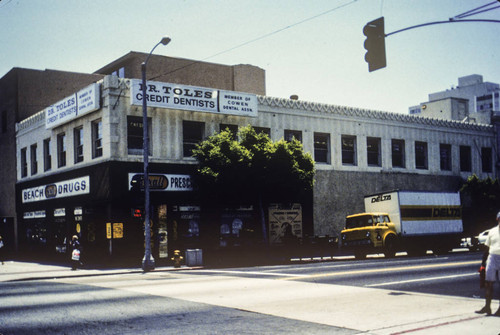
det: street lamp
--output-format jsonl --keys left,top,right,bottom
{"left": 141, "top": 36, "right": 171, "bottom": 272}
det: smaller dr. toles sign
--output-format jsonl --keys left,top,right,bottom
{"left": 45, "top": 83, "right": 100, "bottom": 129}
{"left": 130, "top": 79, "right": 258, "bottom": 117}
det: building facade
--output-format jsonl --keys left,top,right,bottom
{"left": 14, "top": 68, "right": 498, "bottom": 264}
{"left": 0, "top": 68, "right": 104, "bottom": 253}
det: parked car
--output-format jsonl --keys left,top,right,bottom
{"left": 477, "top": 229, "right": 490, "bottom": 247}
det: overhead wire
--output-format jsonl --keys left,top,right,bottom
{"left": 149, "top": 0, "right": 359, "bottom": 81}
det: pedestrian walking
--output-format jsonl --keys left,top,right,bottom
{"left": 0, "top": 235, "right": 4, "bottom": 265}
{"left": 70, "top": 235, "right": 82, "bottom": 270}
{"left": 476, "top": 211, "right": 500, "bottom": 316}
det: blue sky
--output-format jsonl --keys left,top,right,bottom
{"left": 1, "top": 0, "right": 499, "bottom": 114}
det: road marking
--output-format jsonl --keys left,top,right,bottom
{"left": 188, "top": 269, "right": 308, "bottom": 277}
{"left": 365, "top": 272, "right": 477, "bottom": 287}
{"left": 279, "top": 260, "right": 481, "bottom": 281}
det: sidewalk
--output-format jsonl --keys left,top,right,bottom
{"left": 0, "top": 260, "right": 190, "bottom": 282}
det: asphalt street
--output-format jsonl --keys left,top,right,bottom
{"left": 1, "top": 251, "right": 499, "bottom": 334}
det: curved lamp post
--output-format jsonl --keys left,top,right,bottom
{"left": 142, "top": 36, "right": 171, "bottom": 272}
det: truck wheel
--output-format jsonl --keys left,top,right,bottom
{"left": 384, "top": 236, "right": 397, "bottom": 258}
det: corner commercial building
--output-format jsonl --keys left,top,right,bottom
{"left": 5, "top": 54, "right": 500, "bottom": 264}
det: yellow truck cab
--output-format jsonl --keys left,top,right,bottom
{"left": 340, "top": 212, "right": 398, "bottom": 259}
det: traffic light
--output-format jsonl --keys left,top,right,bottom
{"left": 363, "top": 17, "right": 386, "bottom": 72}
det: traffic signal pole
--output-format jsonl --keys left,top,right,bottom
{"left": 363, "top": 17, "right": 500, "bottom": 72}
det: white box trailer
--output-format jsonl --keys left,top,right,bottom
{"left": 341, "top": 190, "right": 463, "bottom": 258}
{"left": 364, "top": 190, "right": 463, "bottom": 237}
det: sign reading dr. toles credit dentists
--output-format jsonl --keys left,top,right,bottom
{"left": 45, "top": 83, "right": 100, "bottom": 129}
{"left": 130, "top": 79, "right": 258, "bottom": 117}
{"left": 22, "top": 176, "right": 90, "bottom": 203}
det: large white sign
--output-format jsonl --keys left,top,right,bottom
{"left": 22, "top": 176, "right": 90, "bottom": 203}
{"left": 45, "top": 83, "right": 100, "bottom": 129}
{"left": 130, "top": 79, "right": 258, "bottom": 117}
{"left": 128, "top": 173, "right": 193, "bottom": 192}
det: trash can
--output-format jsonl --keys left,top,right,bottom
{"left": 185, "top": 249, "right": 203, "bottom": 266}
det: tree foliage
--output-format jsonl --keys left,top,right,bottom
{"left": 460, "top": 174, "right": 500, "bottom": 233}
{"left": 192, "top": 125, "right": 315, "bottom": 205}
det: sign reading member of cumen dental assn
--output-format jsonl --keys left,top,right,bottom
{"left": 130, "top": 79, "right": 258, "bottom": 117}
{"left": 45, "top": 83, "right": 101, "bottom": 129}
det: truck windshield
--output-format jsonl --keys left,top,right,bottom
{"left": 346, "top": 215, "right": 374, "bottom": 229}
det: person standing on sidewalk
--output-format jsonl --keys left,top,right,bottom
{"left": 70, "top": 235, "right": 81, "bottom": 270}
{"left": 476, "top": 211, "right": 500, "bottom": 316}
{"left": 0, "top": 235, "right": 4, "bottom": 265}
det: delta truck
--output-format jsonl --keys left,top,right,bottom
{"left": 340, "top": 190, "right": 463, "bottom": 258}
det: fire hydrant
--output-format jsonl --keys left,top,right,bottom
{"left": 171, "top": 250, "right": 183, "bottom": 268}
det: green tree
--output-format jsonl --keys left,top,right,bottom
{"left": 192, "top": 125, "right": 315, "bottom": 243}
{"left": 460, "top": 174, "right": 500, "bottom": 234}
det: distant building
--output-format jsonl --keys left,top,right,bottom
{"left": 410, "top": 74, "right": 500, "bottom": 124}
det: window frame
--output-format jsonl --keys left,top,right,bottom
{"left": 127, "top": 115, "right": 151, "bottom": 156}
{"left": 57, "top": 133, "right": 66, "bottom": 168}
{"left": 183, "top": 120, "right": 205, "bottom": 158}
{"left": 20, "top": 147, "right": 28, "bottom": 178}
{"left": 92, "top": 119, "right": 103, "bottom": 158}
{"left": 43, "top": 138, "right": 52, "bottom": 171}
{"left": 284, "top": 129, "right": 303, "bottom": 143}
{"left": 74, "top": 126, "right": 84, "bottom": 164}
{"left": 30, "top": 143, "right": 38, "bottom": 175}
{"left": 414, "top": 141, "right": 428, "bottom": 170}
{"left": 459, "top": 145, "right": 471, "bottom": 172}
{"left": 391, "top": 139, "right": 405, "bottom": 168}
{"left": 341, "top": 135, "right": 357, "bottom": 166}
{"left": 439, "top": 143, "right": 452, "bottom": 171}
{"left": 481, "top": 147, "right": 493, "bottom": 173}
{"left": 313, "top": 132, "right": 330, "bottom": 164}
{"left": 366, "top": 137, "right": 381, "bottom": 167}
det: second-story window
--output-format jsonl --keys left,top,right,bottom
{"left": 57, "top": 133, "right": 66, "bottom": 167}
{"left": 313, "top": 132, "right": 330, "bottom": 164}
{"left": 391, "top": 139, "right": 405, "bottom": 168}
{"left": 43, "top": 138, "right": 51, "bottom": 171}
{"left": 460, "top": 145, "right": 471, "bottom": 172}
{"left": 342, "top": 135, "right": 356, "bottom": 166}
{"left": 21, "top": 147, "right": 28, "bottom": 178}
{"left": 127, "top": 116, "right": 151, "bottom": 155}
{"left": 440, "top": 144, "right": 452, "bottom": 171}
{"left": 183, "top": 121, "right": 205, "bottom": 157}
{"left": 92, "top": 119, "right": 103, "bottom": 158}
{"left": 367, "top": 137, "right": 381, "bottom": 167}
{"left": 74, "top": 126, "right": 84, "bottom": 164}
{"left": 415, "top": 141, "right": 428, "bottom": 170}
{"left": 481, "top": 147, "right": 492, "bottom": 173}
{"left": 30, "top": 144, "right": 38, "bottom": 175}
{"left": 220, "top": 124, "right": 238, "bottom": 139}
{"left": 284, "top": 129, "right": 302, "bottom": 143}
